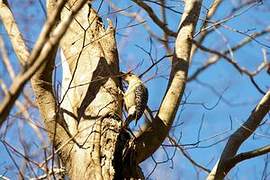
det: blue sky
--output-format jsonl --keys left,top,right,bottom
{"left": 0, "top": 0, "right": 270, "bottom": 179}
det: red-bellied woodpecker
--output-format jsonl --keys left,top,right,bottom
{"left": 122, "top": 72, "right": 148, "bottom": 126}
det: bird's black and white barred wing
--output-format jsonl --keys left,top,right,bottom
{"left": 134, "top": 84, "right": 148, "bottom": 122}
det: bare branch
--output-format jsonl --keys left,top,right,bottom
{"left": 134, "top": 0, "right": 202, "bottom": 163}
{"left": 230, "top": 145, "right": 270, "bottom": 165}
{"left": 0, "top": 35, "right": 16, "bottom": 79}
{"left": 0, "top": 81, "right": 44, "bottom": 141}
{"left": 131, "top": 0, "right": 177, "bottom": 37}
{"left": 208, "top": 90, "right": 270, "bottom": 179}
{"left": 190, "top": 0, "right": 223, "bottom": 58}
{"left": 0, "top": 0, "right": 91, "bottom": 124}
{"left": 168, "top": 135, "right": 211, "bottom": 173}
{"left": 188, "top": 26, "right": 270, "bottom": 81}
{"left": 193, "top": 40, "right": 269, "bottom": 77}
{"left": 0, "top": 0, "right": 30, "bottom": 65}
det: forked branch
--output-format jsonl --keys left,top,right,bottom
{"left": 208, "top": 90, "right": 270, "bottom": 179}
{"left": 134, "top": 0, "right": 202, "bottom": 163}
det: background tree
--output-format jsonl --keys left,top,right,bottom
{"left": 0, "top": 0, "right": 269, "bottom": 179}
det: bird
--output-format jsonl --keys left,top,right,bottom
{"left": 122, "top": 72, "right": 148, "bottom": 127}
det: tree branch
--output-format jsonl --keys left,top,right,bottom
{"left": 190, "top": 0, "right": 222, "bottom": 58}
{"left": 168, "top": 135, "right": 211, "bottom": 173}
{"left": 134, "top": 0, "right": 202, "bottom": 163}
{"left": 0, "top": 0, "right": 30, "bottom": 66}
{"left": 0, "top": 0, "right": 90, "bottom": 124}
{"left": 193, "top": 40, "right": 269, "bottom": 78}
{"left": 188, "top": 26, "right": 270, "bottom": 82}
{"left": 0, "top": 35, "right": 16, "bottom": 79}
{"left": 208, "top": 90, "right": 270, "bottom": 179}
{"left": 131, "top": 0, "right": 177, "bottom": 37}
{"left": 230, "top": 145, "right": 270, "bottom": 166}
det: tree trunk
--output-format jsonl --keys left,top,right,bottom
{"left": 32, "top": 0, "right": 201, "bottom": 179}
{"left": 58, "top": 3, "right": 125, "bottom": 179}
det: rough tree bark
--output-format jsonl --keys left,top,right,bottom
{"left": 57, "top": 2, "right": 123, "bottom": 179}
{"left": 32, "top": 1, "right": 124, "bottom": 179}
